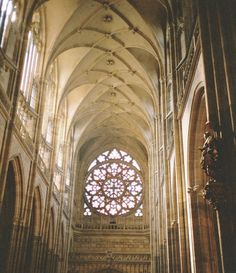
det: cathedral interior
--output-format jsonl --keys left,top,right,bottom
{"left": 0, "top": 0, "right": 235, "bottom": 273}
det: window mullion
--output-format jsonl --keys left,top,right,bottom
{"left": 26, "top": 44, "right": 37, "bottom": 101}
{"left": 20, "top": 32, "right": 32, "bottom": 92}
{"left": 22, "top": 35, "right": 34, "bottom": 96}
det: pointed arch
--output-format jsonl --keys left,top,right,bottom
{"left": 0, "top": 156, "right": 24, "bottom": 272}
{"left": 188, "top": 86, "right": 206, "bottom": 189}
{"left": 188, "top": 86, "right": 220, "bottom": 273}
{"left": 5, "top": 155, "right": 24, "bottom": 219}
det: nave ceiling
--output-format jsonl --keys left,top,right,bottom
{"left": 42, "top": 0, "right": 168, "bottom": 160}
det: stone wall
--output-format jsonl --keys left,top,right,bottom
{"left": 68, "top": 227, "right": 150, "bottom": 273}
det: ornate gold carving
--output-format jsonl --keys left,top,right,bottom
{"left": 200, "top": 131, "right": 221, "bottom": 179}
{"left": 202, "top": 180, "right": 227, "bottom": 210}
{"left": 200, "top": 129, "right": 227, "bottom": 209}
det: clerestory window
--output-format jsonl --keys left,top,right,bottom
{"left": 16, "top": 11, "right": 41, "bottom": 140}
{"left": 84, "top": 148, "right": 143, "bottom": 216}
{"left": 0, "top": 0, "right": 17, "bottom": 48}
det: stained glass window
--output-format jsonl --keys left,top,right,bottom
{"left": 84, "top": 148, "right": 143, "bottom": 216}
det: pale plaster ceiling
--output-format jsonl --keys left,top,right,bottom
{"left": 43, "top": 0, "right": 167, "bottom": 160}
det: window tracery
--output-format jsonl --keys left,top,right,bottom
{"left": 56, "top": 107, "right": 67, "bottom": 168}
{"left": 45, "top": 118, "right": 53, "bottom": 144}
{"left": 0, "top": 0, "right": 17, "bottom": 48}
{"left": 84, "top": 149, "right": 143, "bottom": 216}
{"left": 17, "top": 11, "right": 41, "bottom": 140}
{"left": 42, "top": 63, "right": 57, "bottom": 143}
{"left": 39, "top": 63, "right": 57, "bottom": 173}
{"left": 20, "top": 11, "right": 41, "bottom": 98}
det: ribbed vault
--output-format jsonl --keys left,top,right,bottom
{"left": 43, "top": 0, "right": 167, "bottom": 164}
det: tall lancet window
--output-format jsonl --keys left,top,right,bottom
{"left": 17, "top": 11, "right": 41, "bottom": 140}
{"left": 0, "top": 0, "right": 17, "bottom": 48}
{"left": 39, "top": 62, "right": 57, "bottom": 174}
{"left": 42, "top": 63, "right": 57, "bottom": 144}
{"left": 84, "top": 148, "right": 143, "bottom": 216}
{"left": 20, "top": 12, "right": 40, "bottom": 104}
{"left": 53, "top": 103, "right": 67, "bottom": 193}
{"left": 56, "top": 104, "right": 67, "bottom": 169}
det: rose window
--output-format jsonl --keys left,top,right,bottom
{"left": 84, "top": 149, "right": 143, "bottom": 216}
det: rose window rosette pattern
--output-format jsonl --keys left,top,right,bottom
{"left": 85, "top": 149, "right": 143, "bottom": 216}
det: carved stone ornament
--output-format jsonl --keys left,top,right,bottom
{"left": 200, "top": 130, "right": 227, "bottom": 209}
{"left": 200, "top": 131, "right": 221, "bottom": 179}
{"left": 202, "top": 179, "right": 227, "bottom": 210}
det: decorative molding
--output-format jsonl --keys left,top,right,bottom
{"left": 200, "top": 131, "right": 221, "bottom": 180}
{"left": 187, "top": 185, "right": 201, "bottom": 194}
{"left": 176, "top": 21, "right": 200, "bottom": 113}
{"left": 106, "top": 59, "right": 115, "bottom": 65}
{"left": 75, "top": 223, "right": 149, "bottom": 231}
{"left": 202, "top": 180, "right": 227, "bottom": 210}
{"left": 176, "top": 17, "right": 184, "bottom": 34}
{"left": 70, "top": 253, "right": 151, "bottom": 263}
{"left": 200, "top": 129, "right": 227, "bottom": 210}
{"left": 103, "top": 15, "right": 113, "bottom": 23}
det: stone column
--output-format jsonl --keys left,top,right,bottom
{"left": 5, "top": 219, "right": 23, "bottom": 273}
{"left": 27, "top": 236, "right": 43, "bottom": 273}
{"left": 197, "top": 1, "right": 236, "bottom": 272}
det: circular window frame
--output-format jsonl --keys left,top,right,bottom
{"left": 83, "top": 149, "right": 144, "bottom": 217}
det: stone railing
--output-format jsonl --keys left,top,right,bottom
{"left": 176, "top": 21, "right": 200, "bottom": 107}
{"left": 38, "top": 154, "right": 50, "bottom": 179}
{"left": 53, "top": 165, "right": 66, "bottom": 202}
{"left": 71, "top": 253, "right": 151, "bottom": 263}
{"left": 14, "top": 114, "right": 34, "bottom": 153}
{"left": 76, "top": 223, "right": 149, "bottom": 231}
{"left": 38, "top": 136, "right": 52, "bottom": 178}
{"left": 38, "top": 136, "right": 52, "bottom": 171}
{"left": 16, "top": 91, "right": 38, "bottom": 140}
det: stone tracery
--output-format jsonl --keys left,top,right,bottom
{"left": 85, "top": 148, "right": 143, "bottom": 216}
{"left": 0, "top": 1, "right": 235, "bottom": 273}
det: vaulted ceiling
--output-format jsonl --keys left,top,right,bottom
{"left": 43, "top": 0, "right": 168, "bottom": 160}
